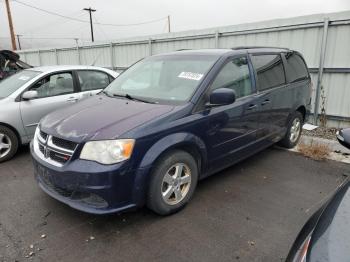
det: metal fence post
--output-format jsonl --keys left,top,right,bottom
{"left": 54, "top": 48, "right": 58, "bottom": 65}
{"left": 37, "top": 50, "right": 41, "bottom": 66}
{"left": 110, "top": 42, "right": 115, "bottom": 69}
{"left": 314, "top": 17, "right": 329, "bottom": 125}
{"left": 215, "top": 31, "right": 220, "bottom": 48}
{"left": 148, "top": 38, "right": 152, "bottom": 56}
{"left": 77, "top": 46, "right": 81, "bottom": 65}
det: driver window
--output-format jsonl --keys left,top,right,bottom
{"left": 30, "top": 72, "right": 74, "bottom": 98}
{"left": 211, "top": 57, "right": 253, "bottom": 99}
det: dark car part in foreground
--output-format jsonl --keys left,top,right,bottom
{"left": 31, "top": 47, "right": 311, "bottom": 215}
{"left": 287, "top": 131, "right": 350, "bottom": 262}
{"left": 0, "top": 50, "right": 31, "bottom": 80}
{"left": 286, "top": 178, "right": 350, "bottom": 262}
{"left": 337, "top": 128, "right": 350, "bottom": 150}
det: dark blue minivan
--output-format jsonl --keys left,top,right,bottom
{"left": 31, "top": 48, "right": 311, "bottom": 215}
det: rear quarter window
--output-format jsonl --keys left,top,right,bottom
{"left": 251, "top": 54, "right": 286, "bottom": 91}
{"left": 285, "top": 52, "right": 309, "bottom": 83}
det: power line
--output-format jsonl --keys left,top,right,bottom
{"left": 13, "top": 0, "right": 87, "bottom": 23}
{"left": 17, "top": 36, "right": 90, "bottom": 40}
{"left": 92, "top": 16, "right": 169, "bottom": 27}
{"left": 13, "top": 0, "right": 168, "bottom": 27}
{"left": 93, "top": 17, "right": 110, "bottom": 41}
{"left": 22, "top": 11, "right": 86, "bottom": 33}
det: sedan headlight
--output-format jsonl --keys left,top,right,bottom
{"left": 80, "top": 139, "right": 135, "bottom": 164}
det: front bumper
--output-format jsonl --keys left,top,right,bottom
{"left": 31, "top": 142, "right": 151, "bottom": 214}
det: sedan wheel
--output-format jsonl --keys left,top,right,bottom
{"left": 0, "top": 133, "right": 12, "bottom": 158}
{"left": 0, "top": 126, "right": 19, "bottom": 163}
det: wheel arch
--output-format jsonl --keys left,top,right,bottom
{"left": 139, "top": 132, "right": 207, "bottom": 173}
{"left": 296, "top": 105, "right": 306, "bottom": 121}
{"left": 0, "top": 122, "right": 22, "bottom": 144}
{"left": 132, "top": 132, "right": 207, "bottom": 206}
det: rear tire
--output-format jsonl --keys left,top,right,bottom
{"left": 147, "top": 150, "right": 198, "bottom": 216}
{"left": 278, "top": 111, "right": 303, "bottom": 149}
{"left": 0, "top": 126, "right": 19, "bottom": 163}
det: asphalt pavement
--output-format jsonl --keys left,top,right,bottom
{"left": 0, "top": 146, "right": 349, "bottom": 262}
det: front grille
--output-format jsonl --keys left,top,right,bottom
{"left": 36, "top": 129, "right": 78, "bottom": 166}
{"left": 52, "top": 136, "right": 77, "bottom": 151}
{"left": 39, "top": 144, "right": 45, "bottom": 154}
{"left": 49, "top": 150, "right": 70, "bottom": 164}
{"left": 40, "top": 131, "right": 48, "bottom": 140}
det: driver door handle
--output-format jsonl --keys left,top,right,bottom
{"left": 261, "top": 99, "right": 271, "bottom": 106}
{"left": 247, "top": 104, "right": 257, "bottom": 110}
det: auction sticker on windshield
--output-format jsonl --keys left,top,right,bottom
{"left": 178, "top": 72, "right": 203, "bottom": 81}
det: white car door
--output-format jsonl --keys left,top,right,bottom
{"left": 20, "top": 71, "right": 79, "bottom": 137}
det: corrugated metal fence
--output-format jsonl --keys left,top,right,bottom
{"left": 17, "top": 11, "right": 350, "bottom": 127}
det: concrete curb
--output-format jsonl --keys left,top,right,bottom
{"left": 289, "top": 135, "right": 350, "bottom": 164}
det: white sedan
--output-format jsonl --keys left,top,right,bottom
{"left": 0, "top": 65, "right": 118, "bottom": 162}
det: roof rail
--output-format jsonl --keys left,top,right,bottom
{"left": 231, "top": 46, "right": 289, "bottom": 50}
{"left": 176, "top": 49, "right": 192, "bottom": 51}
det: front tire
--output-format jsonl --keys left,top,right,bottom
{"left": 0, "top": 126, "right": 19, "bottom": 163}
{"left": 147, "top": 150, "right": 198, "bottom": 216}
{"left": 278, "top": 111, "right": 303, "bottom": 149}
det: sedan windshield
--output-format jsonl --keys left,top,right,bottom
{"left": 104, "top": 54, "right": 218, "bottom": 104}
{"left": 0, "top": 70, "right": 41, "bottom": 98}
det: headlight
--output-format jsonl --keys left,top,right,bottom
{"left": 80, "top": 139, "right": 135, "bottom": 164}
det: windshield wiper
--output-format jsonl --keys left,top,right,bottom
{"left": 112, "top": 93, "right": 156, "bottom": 104}
{"left": 101, "top": 90, "right": 111, "bottom": 96}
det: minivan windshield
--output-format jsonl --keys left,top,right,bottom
{"left": 0, "top": 70, "right": 41, "bottom": 98}
{"left": 104, "top": 54, "right": 218, "bottom": 104}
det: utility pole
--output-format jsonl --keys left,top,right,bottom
{"left": 167, "top": 15, "right": 171, "bottom": 33}
{"left": 83, "top": 7, "right": 96, "bottom": 42}
{"left": 16, "top": 34, "right": 22, "bottom": 50}
{"left": 5, "top": 0, "right": 17, "bottom": 50}
{"left": 74, "top": 38, "right": 79, "bottom": 47}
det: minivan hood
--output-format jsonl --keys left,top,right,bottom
{"left": 40, "top": 95, "right": 175, "bottom": 142}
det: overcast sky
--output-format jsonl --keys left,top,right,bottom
{"left": 1, "top": 0, "right": 350, "bottom": 50}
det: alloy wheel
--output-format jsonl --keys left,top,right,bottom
{"left": 290, "top": 118, "right": 301, "bottom": 143}
{"left": 161, "top": 163, "right": 192, "bottom": 205}
{"left": 0, "top": 133, "right": 12, "bottom": 158}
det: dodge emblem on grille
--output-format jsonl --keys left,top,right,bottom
{"left": 44, "top": 146, "right": 50, "bottom": 158}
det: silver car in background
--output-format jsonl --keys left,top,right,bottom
{"left": 0, "top": 65, "right": 119, "bottom": 162}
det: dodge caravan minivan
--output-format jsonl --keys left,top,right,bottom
{"left": 31, "top": 47, "right": 311, "bottom": 215}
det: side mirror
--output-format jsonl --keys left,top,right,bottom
{"left": 22, "top": 90, "right": 38, "bottom": 100}
{"left": 208, "top": 88, "right": 236, "bottom": 107}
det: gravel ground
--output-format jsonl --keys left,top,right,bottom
{"left": 302, "top": 126, "right": 339, "bottom": 141}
